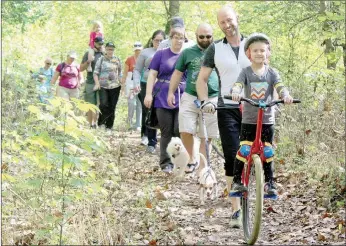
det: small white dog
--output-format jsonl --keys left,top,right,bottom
{"left": 166, "top": 137, "right": 190, "bottom": 180}
{"left": 198, "top": 153, "right": 218, "bottom": 205}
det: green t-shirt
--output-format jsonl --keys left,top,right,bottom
{"left": 175, "top": 44, "right": 218, "bottom": 97}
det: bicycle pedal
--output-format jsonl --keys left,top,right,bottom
{"left": 229, "top": 191, "right": 243, "bottom": 197}
{"left": 264, "top": 194, "right": 278, "bottom": 200}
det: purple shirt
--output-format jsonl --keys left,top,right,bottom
{"left": 149, "top": 48, "right": 186, "bottom": 109}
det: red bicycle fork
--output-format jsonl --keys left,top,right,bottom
{"left": 242, "top": 107, "right": 266, "bottom": 187}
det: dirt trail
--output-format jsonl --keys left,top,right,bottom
{"left": 106, "top": 130, "right": 345, "bottom": 245}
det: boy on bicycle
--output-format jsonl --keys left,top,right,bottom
{"left": 230, "top": 33, "right": 293, "bottom": 196}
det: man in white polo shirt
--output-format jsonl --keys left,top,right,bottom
{"left": 196, "top": 4, "right": 251, "bottom": 228}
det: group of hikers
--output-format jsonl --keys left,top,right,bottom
{"left": 31, "top": 4, "right": 295, "bottom": 228}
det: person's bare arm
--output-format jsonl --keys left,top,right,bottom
{"left": 196, "top": 66, "right": 213, "bottom": 101}
{"left": 167, "top": 69, "right": 183, "bottom": 107}
{"left": 121, "top": 64, "right": 129, "bottom": 85}
{"left": 144, "top": 69, "right": 158, "bottom": 108}
{"left": 50, "top": 71, "right": 60, "bottom": 85}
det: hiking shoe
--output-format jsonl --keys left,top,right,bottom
{"left": 161, "top": 164, "right": 172, "bottom": 173}
{"left": 146, "top": 146, "right": 156, "bottom": 154}
{"left": 264, "top": 181, "right": 278, "bottom": 196}
{"left": 230, "top": 209, "right": 242, "bottom": 228}
{"left": 231, "top": 182, "right": 248, "bottom": 193}
{"left": 141, "top": 136, "right": 149, "bottom": 146}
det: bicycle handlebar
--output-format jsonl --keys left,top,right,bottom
{"left": 223, "top": 95, "right": 301, "bottom": 108}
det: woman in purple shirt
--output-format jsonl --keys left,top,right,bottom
{"left": 144, "top": 27, "right": 187, "bottom": 173}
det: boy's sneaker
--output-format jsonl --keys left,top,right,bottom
{"left": 264, "top": 181, "right": 278, "bottom": 196}
{"left": 141, "top": 136, "right": 149, "bottom": 145}
{"left": 231, "top": 182, "right": 248, "bottom": 193}
{"left": 230, "top": 209, "right": 242, "bottom": 228}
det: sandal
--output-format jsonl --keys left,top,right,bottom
{"left": 185, "top": 162, "right": 198, "bottom": 174}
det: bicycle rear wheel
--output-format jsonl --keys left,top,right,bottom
{"left": 242, "top": 154, "right": 264, "bottom": 245}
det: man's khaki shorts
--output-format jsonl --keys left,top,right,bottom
{"left": 178, "top": 93, "right": 219, "bottom": 139}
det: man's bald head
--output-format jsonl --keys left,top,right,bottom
{"left": 217, "top": 4, "right": 237, "bottom": 22}
{"left": 217, "top": 4, "right": 239, "bottom": 37}
{"left": 195, "top": 23, "right": 214, "bottom": 49}
{"left": 196, "top": 23, "right": 213, "bottom": 34}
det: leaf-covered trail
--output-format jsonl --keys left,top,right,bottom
{"left": 105, "top": 130, "right": 345, "bottom": 245}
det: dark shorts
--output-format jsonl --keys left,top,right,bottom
{"left": 84, "top": 83, "right": 99, "bottom": 105}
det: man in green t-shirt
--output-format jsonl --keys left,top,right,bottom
{"left": 167, "top": 23, "right": 219, "bottom": 174}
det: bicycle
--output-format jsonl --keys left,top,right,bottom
{"left": 219, "top": 96, "right": 301, "bottom": 245}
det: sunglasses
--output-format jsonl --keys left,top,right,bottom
{"left": 134, "top": 44, "right": 142, "bottom": 47}
{"left": 45, "top": 63, "right": 51, "bottom": 65}
{"left": 198, "top": 35, "right": 212, "bottom": 40}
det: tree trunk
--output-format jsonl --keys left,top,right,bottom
{"left": 320, "top": 1, "right": 337, "bottom": 69}
{"left": 163, "top": 0, "right": 180, "bottom": 35}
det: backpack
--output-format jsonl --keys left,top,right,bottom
{"left": 59, "top": 62, "right": 80, "bottom": 74}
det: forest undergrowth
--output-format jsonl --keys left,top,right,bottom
{"left": 1, "top": 71, "right": 345, "bottom": 245}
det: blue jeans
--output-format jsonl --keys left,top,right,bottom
{"left": 127, "top": 95, "right": 142, "bottom": 128}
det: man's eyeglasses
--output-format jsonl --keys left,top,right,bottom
{"left": 198, "top": 35, "right": 212, "bottom": 40}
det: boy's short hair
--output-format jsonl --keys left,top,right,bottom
{"left": 245, "top": 33, "right": 271, "bottom": 51}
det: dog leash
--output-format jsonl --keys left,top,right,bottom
{"left": 194, "top": 99, "right": 211, "bottom": 169}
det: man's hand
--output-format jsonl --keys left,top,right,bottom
{"left": 201, "top": 100, "right": 216, "bottom": 114}
{"left": 167, "top": 92, "right": 176, "bottom": 108}
{"left": 93, "top": 84, "right": 100, "bottom": 91}
{"left": 283, "top": 95, "right": 293, "bottom": 104}
{"left": 231, "top": 93, "right": 241, "bottom": 102}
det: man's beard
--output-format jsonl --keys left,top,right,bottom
{"left": 197, "top": 39, "right": 213, "bottom": 49}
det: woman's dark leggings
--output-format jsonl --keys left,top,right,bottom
{"left": 233, "top": 124, "right": 275, "bottom": 183}
{"left": 156, "top": 107, "right": 179, "bottom": 167}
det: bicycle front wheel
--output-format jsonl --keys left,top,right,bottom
{"left": 242, "top": 154, "right": 264, "bottom": 245}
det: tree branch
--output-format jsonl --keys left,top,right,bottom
{"left": 289, "top": 14, "right": 319, "bottom": 32}
{"left": 163, "top": 0, "right": 169, "bottom": 16}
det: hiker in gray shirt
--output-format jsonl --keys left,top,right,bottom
{"left": 133, "top": 30, "right": 166, "bottom": 152}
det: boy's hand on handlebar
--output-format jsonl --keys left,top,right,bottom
{"left": 201, "top": 101, "right": 216, "bottom": 114}
{"left": 283, "top": 95, "right": 293, "bottom": 104}
{"left": 231, "top": 93, "right": 241, "bottom": 102}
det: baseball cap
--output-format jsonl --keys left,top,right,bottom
{"left": 105, "top": 42, "right": 115, "bottom": 48}
{"left": 94, "top": 36, "right": 104, "bottom": 44}
{"left": 133, "top": 41, "right": 143, "bottom": 51}
{"left": 170, "top": 16, "right": 184, "bottom": 28}
{"left": 67, "top": 51, "right": 77, "bottom": 59}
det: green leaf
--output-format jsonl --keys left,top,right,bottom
{"left": 2, "top": 173, "right": 16, "bottom": 182}
{"left": 28, "top": 105, "right": 41, "bottom": 114}
{"left": 318, "top": 16, "right": 327, "bottom": 21}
